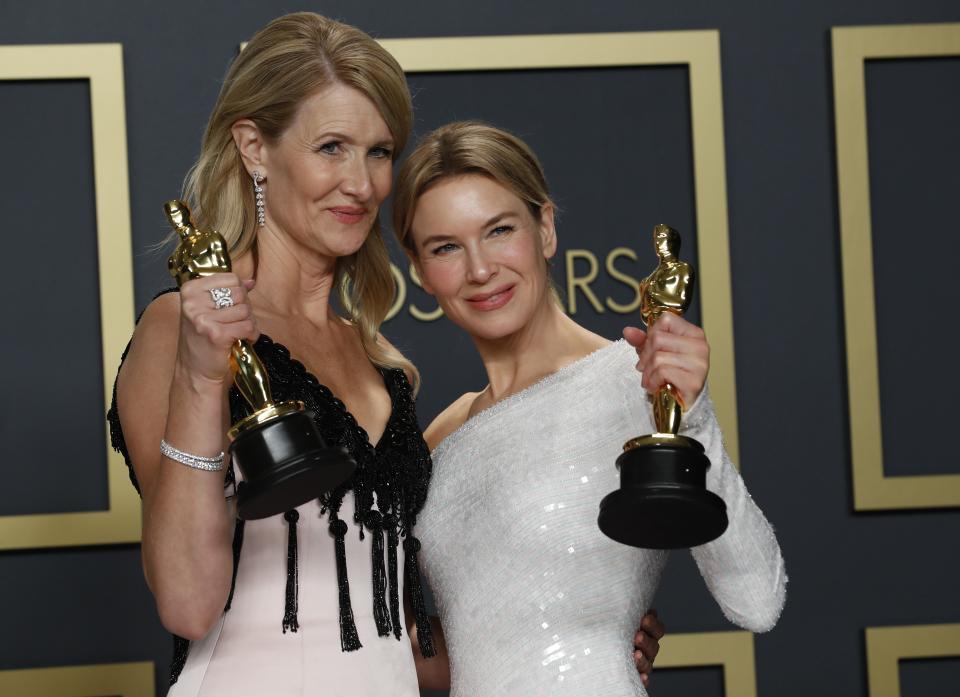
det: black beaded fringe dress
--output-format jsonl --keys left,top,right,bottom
{"left": 106, "top": 290, "right": 434, "bottom": 686}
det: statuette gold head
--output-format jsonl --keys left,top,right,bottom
{"left": 164, "top": 200, "right": 193, "bottom": 238}
{"left": 653, "top": 223, "right": 681, "bottom": 261}
{"left": 165, "top": 199, "right": 232, "bottom": 285}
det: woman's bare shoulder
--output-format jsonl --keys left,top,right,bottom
{"left": 114, "top": 293, "right": 182, "bottom": 498}
{"left": 138, "top": 291, "right": 181, "bottom": 331}
{"left": 423, "top": 391, "right": 482, "bottom": 452}
{"left": 119, "top": 292, "right": 179, "bottom": 370}
{"left": 123, "top": 292, "right": 181, "bottom": 365}
{"left": 117, "top": 293, "right": 182, "bottom": 407}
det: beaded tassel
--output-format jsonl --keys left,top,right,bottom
{"left": 404, "top": 535, "right": 435, "bottom": 657}
{"left": 367, "top": 511, "right": 391, "bottom": 636}
{"left": 386, "top": 517, "right": 401, "bottom": 640}
{"left": 224, "top": 517, "right": 246, "bottom": 612}
{"left": 282, "top": 510, "right": 300, "bottom": 633}
{"left": 331, "top": 518, "right": 362, "bottom": 650}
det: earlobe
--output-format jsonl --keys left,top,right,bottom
{"left": 539, "top": 203, "right": 558, "bottom": 260}
{"left": 231, "top": 119, "right": 267, "bottom": 177}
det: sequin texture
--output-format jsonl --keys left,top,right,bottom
{"left": 418, "top": 340, "right": 786, "bottom": 696}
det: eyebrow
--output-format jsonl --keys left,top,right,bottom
{"left": 481, "top": 211, "right": 516, "bottom": 228}
{"left": 417, "top": 211, "right": 520, "bottom": 249}
{"left": 418, "top": 233, "right": 454, "bottom": 249}
{"left": 311, "top": 131, "right": 394, "bottom": 148}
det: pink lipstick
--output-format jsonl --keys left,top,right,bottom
{"left": 329, "top": 206, "right": 367, "bottom": 224}
{"left": 466, "top": 284, "right": 516, "bottom": 312}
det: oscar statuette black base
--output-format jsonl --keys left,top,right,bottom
{"left": 597, "top": 435, "right": 727, "bottom": 549}
{"left": 231, "top": 409, "right": 356, "bottom": 520}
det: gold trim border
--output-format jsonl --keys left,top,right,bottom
{"left": 658, "top": 630, "right": 757, "bottom": 696}
{"left": 866, "top": 623, "right": 960, "bottom": 697}
{"left": 0, "top": 44, "right": 138, "bottom": 548}
{"left": 0, "top": 661, "right": 155, "bottom": 697}
{"left": 832, "top": 23, "right": 960, "bottom": 510}
{"left": 380, "top": 31, "right": 740, "bottom": 463}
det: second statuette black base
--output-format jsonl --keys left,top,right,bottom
{"left": 597, "top": 435, "right": 727, "bottom": 549}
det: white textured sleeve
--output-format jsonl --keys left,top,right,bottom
{"left": 679, "top": 388, "right": 787, "bottom": 633}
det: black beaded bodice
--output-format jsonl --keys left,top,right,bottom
{"left": 241, "top": 333, "right": 431, "bottom": 535}
{"left": 106, "top": 290, "right": 435, "bottom": 685}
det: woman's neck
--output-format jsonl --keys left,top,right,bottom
{"left": 471, "top": 298, "right": 609, "bottom": 405}
{"left": 234, "top": 225, "right": 339, "bottom": 326}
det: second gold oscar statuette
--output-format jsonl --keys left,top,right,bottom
{"left": 165, "top": 200, "right": 356, "bottom": 519}
{"left": 597, "top": 224, "right": 728, "bottom": 549}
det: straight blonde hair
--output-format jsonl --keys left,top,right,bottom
{"left": 391, "top": 121, "right": 561, "bottom": 305}
{"left": 182, "top": 12, "right": 418, "bottom": 386}
{"left": 392, "top": 121, "right": 554, "bottom": 252}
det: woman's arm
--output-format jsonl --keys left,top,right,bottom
{"left": 116, "top": 275, "right": 257, "bottom": 639}
{"left": 680, "top": 390, "right": 786, "bottom": 631}
{"left": 626, "top": 314, "right": 786, "bottom": 632}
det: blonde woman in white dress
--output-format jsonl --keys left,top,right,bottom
{"left": 391, "top": 121, "right": 787, "bottom": 697}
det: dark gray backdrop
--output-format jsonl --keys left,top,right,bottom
{"left": 0, "top": 1, "right": 958, "bottom": 696}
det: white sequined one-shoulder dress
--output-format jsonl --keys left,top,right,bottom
{"left": 418, "top": 340, "right": 786, "bottom": 696}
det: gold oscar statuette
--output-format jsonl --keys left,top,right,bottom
{"left": 165, "top": 200, "right": 355, "bottom": 519}
{"left": 597, "top": 224, "right": 728, "bottom": 549}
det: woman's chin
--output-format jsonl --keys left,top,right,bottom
{"left": 460, "top": 315, "right": 527, "bottom": 343}
{"left": 314, "top": 237, "right": 369, "bottom": 260}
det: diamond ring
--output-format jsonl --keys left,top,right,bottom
{"left": 210, "top": 287, "right": 234, "bottom": 309}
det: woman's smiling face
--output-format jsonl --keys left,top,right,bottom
{"left": 258, "top": 83, "right": 395, "bottom": 260}
{"left": 409, "top": 174, "right": 557, "bottom": 341}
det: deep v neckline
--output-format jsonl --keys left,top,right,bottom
{"left": 254, "top": 332, "right": 398, "bottom": 451}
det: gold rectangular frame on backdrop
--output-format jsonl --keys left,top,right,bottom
{"left": 0, "top": 44, "right": 138, "bottom": 549}
{"left": 866, "top": 624, "right": 960, "bottom": 697}
{"left": 658, "top": 630, "right": 757, "bottom": 696}
{"left": 0, "top": 661, "right": 154, "bottom": 697}
{"left": 832, "top": 23, "right": 960, "bottom": 510}
{"left": 380, "top": 30, "right": 741, "bottom": 464}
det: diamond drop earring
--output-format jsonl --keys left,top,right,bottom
{"left": 253, "top": 170, "right": 265, "bottom": 227}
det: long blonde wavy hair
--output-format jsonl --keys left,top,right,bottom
{"left": 182, "top": 12, "right": 418, "bottom": 386}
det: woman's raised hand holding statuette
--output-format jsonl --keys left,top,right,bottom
{"left": 597, "top": 224, "right": 728, "bottom": 549}
{"left": 164, "top": 200, "right": 355, "bottom": 519}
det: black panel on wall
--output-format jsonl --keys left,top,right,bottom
{"left": 900, "top": 659, "right": 960, "bottom": 697}
{"left": 1, "top": 80, "right": 106, "bottom": 517}
{"left": 866, "top": 56, "right": 960, "bottom": 477}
